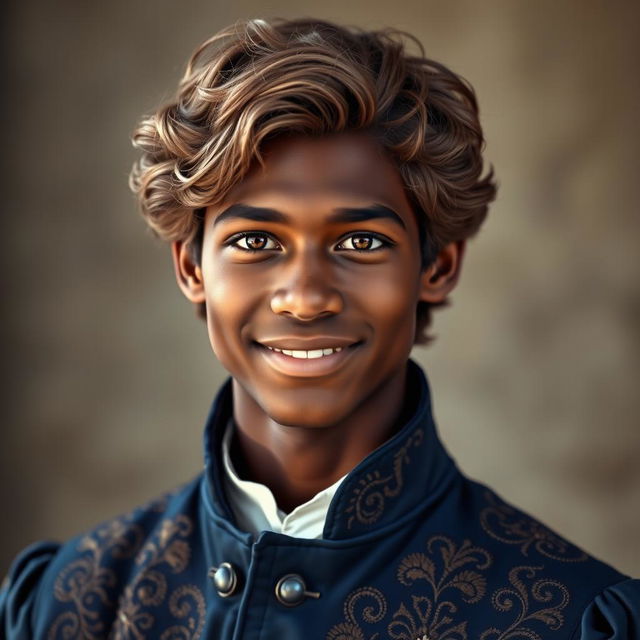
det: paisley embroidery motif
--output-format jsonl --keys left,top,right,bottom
{"left": 158, "top": 585, "right": 207, "bottom": 640}
{"left": 110, "top": 515, "right": 205, "bottom": 639}
{"left": 479, "top": 566, "right": 570, "bottom": 640}
{"left": 325, "top": 587, "right": 387, "bottom": 640}
{"left": 346, "top": 429, "right": 424, "bottom": 528}
{"left": 48, "top": 514, "right": 146, "bottom": 639}
{"left": 480, "top": 492, "right": 588, "bottom": 562}
{"left": 47, "top": 492, "right": 205, "bottom": 640}
{"left": 389, "top": 537, "right": 492, "bottom": 640}
{"left": 325, "top": 536, "right": 492, "bottom": 640}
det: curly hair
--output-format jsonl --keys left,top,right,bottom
{"left": 129, "top": 18, "right": 496, "bottom": 343}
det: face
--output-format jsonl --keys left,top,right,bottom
{"left": 175, "top": 133, "right": 459, "bottom": 428}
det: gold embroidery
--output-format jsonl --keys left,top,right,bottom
{"left": 326, "top": 536, "right": 492, "bottom": 640}
{"left": 479, "top": 566, "right": 570, "bottom": 640}
{"left": 389, "top": 536, "right": 492, "bottom": 640}
{"left": 159, "top": 585, "right": 207, "bottom": 640}
{"left": 111, "top": 515, "right": 205, "bottom": 640}
{"left": 47, "top": 495, "right": 205, "bottom": 640}
{"left": 48, "top": 516, "right": 146, "bottom": 640}
{"left": 389, "top": 597, "right": 467, "bottom": 640}
{"left": 326, "top": 587, "right": 387, "bottom": 640}
{"left": 346, "top": 429, "right": 424, "bottom": 528}
{"left": 480, "top": 492, "right": 588, "bottom": 562}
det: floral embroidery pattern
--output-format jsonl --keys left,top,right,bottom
{"left": 480, "top": 566, "right": 570, "bottom": 640}
{"left": 480, "top": 492, "right": 588, "bottom": 563}
{"left": 326, "top": 587, "right": 388, "bottom": 640}
{"left": 47, "top": 491, "right": 205, "bottom": 640}
{"left": 110, "top": 515, "right": 205, "bottom": 639}
{"left": 346, "top": 429, "right": 424, "bottom": 529}
{"left": 325, "top": 536, "right": 492, "bottom": 640}
{"left": 48, "top": 515, "right": 146, "bottom": 639}
{"left": 389, "top": 537, "right": 492, "bottom": 640}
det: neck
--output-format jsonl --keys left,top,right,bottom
{"left": 230, "top": 366, "right": 409, "bottom": 513}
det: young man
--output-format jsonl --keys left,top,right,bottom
{"left": 1, "top": 18, "right": 637, "bottom": 640}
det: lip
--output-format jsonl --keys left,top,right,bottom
{"left": 254, "top": 341, "right": 361, "bottom": 378}
{"left": 257, "top": 336, "right": 360, "bottom": 350}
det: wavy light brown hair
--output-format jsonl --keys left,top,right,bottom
{"left": 130, "top": 18, "right": 496, "bottom": 343}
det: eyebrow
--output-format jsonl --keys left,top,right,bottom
{"left": 213, "top": 204, "right": 288, "bottom": 226}
{"left": 212, "top": 203, "right": 406, "bottom": 229}
{"left": 329, "top": 205, "right": 406, "bottom": 229}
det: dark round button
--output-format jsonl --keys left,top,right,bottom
{"left": 275, "top": 574, "right": 320, "bottom": 607}
{"left": 209, "top": 562, "right": 238, "bottom": 598}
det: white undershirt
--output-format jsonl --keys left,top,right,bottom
{"left": 221, "top": 421, "right": 347, "bottom": 539}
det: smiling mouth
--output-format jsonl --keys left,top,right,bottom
{"left": 262, "top": 345, "right": 345, "bottom": 359}
{"left": 253, "top": 341, "right": 362, "bottom": 377}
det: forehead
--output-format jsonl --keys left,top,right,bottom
{"left": 223, "top": 133, "right": 411, "bottom": 208}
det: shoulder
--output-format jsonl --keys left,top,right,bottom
{"left": 457, "top": 476, "right": 627, "bottom": 576}
{"left": 453, "top": 475, "right": 631, "bottom": 617}
{"left": 464, "top": 479, "right": 598, "bottom": 562}
{"left": 0, "top": 475, "right": 204, "bottom": 639}
{"left": 386, "top": 473, "right": 635, "bottom": 639}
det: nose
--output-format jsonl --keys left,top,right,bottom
{"left": 270, "top": 249, "right": 343, "bottom": 321}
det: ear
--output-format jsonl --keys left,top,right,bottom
{"left": 171, "top": 241, "right": 206, "bottom": 304}
{"left": 419, "top": 240, "right": 466, "bottom": 304}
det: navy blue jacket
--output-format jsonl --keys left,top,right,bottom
{"left": 1, "top": 361, "right": 638, "bottom": 639}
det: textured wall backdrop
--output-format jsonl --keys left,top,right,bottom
{"left": 2, "top": 0, "right": 639, "bottom": 576}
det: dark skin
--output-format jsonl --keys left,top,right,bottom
{"left": 173, "top": 133, "right": 464, "bottom": 513}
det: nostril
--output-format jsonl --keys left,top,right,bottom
{"left": 269, "top": 286, "right": 344, "bottom": 320}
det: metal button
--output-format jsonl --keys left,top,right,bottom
{"left": 208, "top": 562, "right": 239, "bottom": 598}
{"left": 274, "top": 574, "right": 320, "bottom": 607}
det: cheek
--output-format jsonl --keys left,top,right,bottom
{"left": 361, "top": 267, "right": 420, "bottom": 322}
{"left": 202, "top": 266, "right": 255, "bottom": 359}
{"left": 354, "top": 267, "right": 421, "bottom": 359}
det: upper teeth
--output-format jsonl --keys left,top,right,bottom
{"left": 264, "top": 346, "right": 344, "bottom": 359}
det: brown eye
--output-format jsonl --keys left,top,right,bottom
{"left": 246, "top": 235, "right": 266, "bottom": 249}
{"left": 336, "top": 234, "right": 385, "bottom": 251}
{"left": 352, "top": 235, "right": 373, "bottom": 250}
{"left": 229, "top": 233, "right": 280, "bottom": 251}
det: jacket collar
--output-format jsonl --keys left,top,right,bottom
{"left": 203, "top": 359, "right": 458, "bottom": 541}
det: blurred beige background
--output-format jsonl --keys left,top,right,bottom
{"left": 2, "top": 0, "right": 638, "bottom": 577}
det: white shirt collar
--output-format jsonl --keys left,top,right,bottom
{"left": 221, "top": 419, "right": 346, "bottom": 539}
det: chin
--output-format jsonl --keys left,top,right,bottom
{"left": 261, "top": 397, "right": 351, "bottom": 429}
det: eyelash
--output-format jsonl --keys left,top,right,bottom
{"left": 225, "top": 232, "right": 280, "bottom": 253}
{"left": 224, "top": 232, "right": 394, "bottom": 253}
